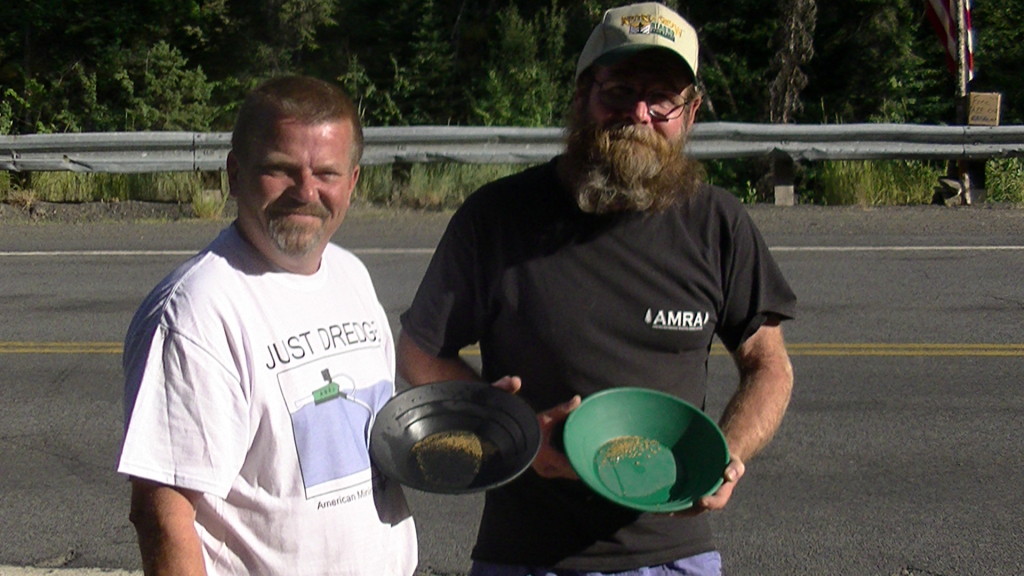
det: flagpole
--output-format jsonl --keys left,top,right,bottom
{"left": 956, "top": 0, "right": 969, "bottom": 100}
{"left": 955, "top": 0, "right": 972, "bottom": 204}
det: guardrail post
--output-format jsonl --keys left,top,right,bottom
{"left": 391, "top": 162, "right": 412, "bottom": 205}
{"left": 966, "top": 159, "right": 987, "bottom": 203}
{"left": 771, "top": 153, "right": 796, "bottom": 206}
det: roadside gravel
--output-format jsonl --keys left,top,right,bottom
{"left": 3, "top": 199, "right": 1023, "bottom": 249}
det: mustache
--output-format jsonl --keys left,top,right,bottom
{"left": 267, "top": 202, "right": 331, "bottom": 220}
{"left": 597, "top": 123, "right": 676, "bottom": 152}
{"left": 601, "top": 122, "right": 658, "bottom": 140}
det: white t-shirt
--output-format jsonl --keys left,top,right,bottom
{"left": 118, "top": 225, "right": 417, "bottom": 576}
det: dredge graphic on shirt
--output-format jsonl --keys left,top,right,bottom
{"left": 279, "top": 360, "right": 392, "bottom": 499}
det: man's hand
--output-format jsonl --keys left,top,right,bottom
{"left": 698, "top": 456, "right": 746, "bottom": 510}
{"left": 530, "top": 395, "right": 582, "bottom": 479}
{"left": 489, "top": 375, "right": 522, "bottom": 394}
{"left": 665, "top": 456, "right": 745, "bottom": 517}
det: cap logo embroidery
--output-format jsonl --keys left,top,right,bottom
{"left": 621, "top": 14, "right": 680, "bottom": 43}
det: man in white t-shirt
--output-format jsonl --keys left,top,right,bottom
{"left": 118, "top": 76, "right": 417, "bottom": 576}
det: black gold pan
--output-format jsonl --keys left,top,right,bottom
{"left": 369, "top": 380, "right": 541, "bottom": 494}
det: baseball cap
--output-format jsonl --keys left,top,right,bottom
{"left": 575, "top": 2, "right": 699, "bottom": 81}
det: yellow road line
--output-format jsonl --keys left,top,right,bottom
{"left": 786, "top": 343, "right": 1024, "bottom": 356}
{"left": 458, "top": 342, "right": 1024, "bottom": 358}
{"left": 0, "top": 341, "right": 122, "bottom": 354}
{"left": 2, "top": 342, "right": 1023, "bottom": 357}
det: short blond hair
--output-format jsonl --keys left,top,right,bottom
{"left": 231, "top": 76, "right": 363, "bottom": 168}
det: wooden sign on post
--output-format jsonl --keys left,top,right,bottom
{"left": 968, "top": 92, "right": 1002, "bottom": 126}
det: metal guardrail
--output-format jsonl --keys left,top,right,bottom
{"left": 693, "top": 123, "right": 1024, "bottom": 161}
{"left": 4, "top": 123, "right": 1024, "bottom": 173}
{"left": 0, "top": 128, "right": 565, "bottom": 173}
{"left": 3, "top": 123, "right": 1024, "bottom": 204}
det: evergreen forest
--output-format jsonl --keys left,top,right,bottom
{"left": 2, "top": 0, "right": 1022, "bottom": 136}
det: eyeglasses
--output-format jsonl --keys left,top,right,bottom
{"left": 593, "top": 79, "right": 692, "bottom": 121}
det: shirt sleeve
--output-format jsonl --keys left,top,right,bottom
{"left": 118, "top": 323, "right": 248, "bottom": 499}
{"left": 714, "top": 202, "right": 797, "bottom": 351}
{"left": 400, "top": 201, "right": 487, "bottom": 358}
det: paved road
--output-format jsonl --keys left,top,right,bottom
{"left": 1, "top": 203, "right": 1023, "bottom": 576}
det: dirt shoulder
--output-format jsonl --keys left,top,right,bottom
{"left": 0, "top": 200, "right": 198, "bottom": 224}
{"left": 2, "top": 199, "right": 1022, "bottom": 250}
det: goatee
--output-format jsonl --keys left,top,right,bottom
{"left": 267, "top": 203, "right": 331, "bottom": 256}
{"left": 562, "top": 108, "right": 704, "bottom": 214}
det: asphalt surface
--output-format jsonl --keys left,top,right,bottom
{"left": 1, "top": 201, "right": 1023, "bottom": 575}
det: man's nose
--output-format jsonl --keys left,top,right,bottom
{"left": 290, "top": 170, "right": 318, "bottom": 201}
{"left": 627, "top": 97, "right": 653, "bottom": 124}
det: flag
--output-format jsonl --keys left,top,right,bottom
{"left": 924, "top": 0, "right": 974, "bottom": 81}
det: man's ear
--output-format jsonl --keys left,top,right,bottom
{"left": 684, "top": 95, "right": 703, "bottom": 128}
{"left": 347, "top": 165, "right": 361, "bottom": 197}
{"left": 572, "top": 73, "right": 593, "bottom": 109}
{"left": 571, "top": 86, "right": 586, "bottom": 110}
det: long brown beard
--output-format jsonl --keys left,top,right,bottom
{"left": 563, "top": 108, "right": 705, "bottom": 214}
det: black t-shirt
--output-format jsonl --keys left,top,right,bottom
{"left": 401, "top": 159, "right": 796, "bottom": 570}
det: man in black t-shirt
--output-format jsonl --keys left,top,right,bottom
{"left": 397, "top": 3, "right": 797, "bottom": 576}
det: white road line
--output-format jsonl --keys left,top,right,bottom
{"left": 2, "top": 246, "right": 1024, "bottom": 257}
{"left": 771, "top": 245, "right": 1024, "bottom": 252}
{"left": 0, "top": 250, "right": 195, "bottom": 256}
{"left": 0, "top": 248, "right": 436, "bottom": 257}
{"left": 0, "top": 568, "right": 140, "bottom": 576}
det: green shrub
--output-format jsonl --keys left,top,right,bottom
{"left": 27, "top": 172, "right": 129, "bottom": 202}
{"left": 189, "top": 173, "right": 230, "bottom": 219}
{"left": 10, "top": 171, "right": 208, "bottom": 203}
{"left": 804, "top": 159, "right": 941, "bottom": 206}
{"left": 356, "top": 163, "right": 526, "bottom": 209}
{"left": 986, "top": 158, "right": 1024, "bottom": 204}
{"left": 4, "top": 158, "right": 1022, "bottom": 213}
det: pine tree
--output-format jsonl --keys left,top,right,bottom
{"left": 769, "top": 0, "right": 816, "bottom": 123}
{"left": 470, "top": 2, "right": 570, "bottom": 126}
